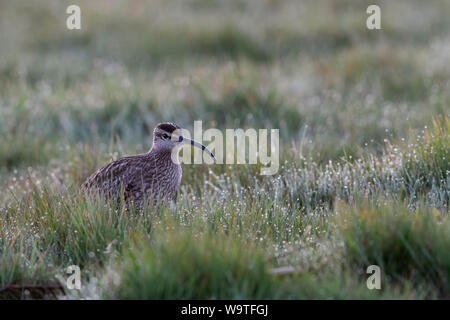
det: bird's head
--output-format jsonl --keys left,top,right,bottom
{"left": 152, "top": 122, "right": 216, "bottom": 161}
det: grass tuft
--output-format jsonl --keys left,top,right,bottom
{"left": 337, "top": 199, "right": 450, "bottom": 298}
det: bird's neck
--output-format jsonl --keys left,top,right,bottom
{"left": 148, "top": 146, "right": 179, "bottom": 165}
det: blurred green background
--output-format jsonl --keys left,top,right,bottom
{"left": 1, "top": 0, "right": 449, "bottom": 170}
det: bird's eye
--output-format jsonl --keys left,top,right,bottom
{"left": 162, "top": 133, "right": 169, "bottom": 140}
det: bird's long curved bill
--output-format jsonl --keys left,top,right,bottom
{"left": 179, "top": 136, "right": 216, "bottom": 161}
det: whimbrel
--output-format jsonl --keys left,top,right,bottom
{"left": 82, "top": 122, "right": 215, "bottom": 208}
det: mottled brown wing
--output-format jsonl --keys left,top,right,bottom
{"left": 82, "top": 155, "right": 151, "bottom": 201}
{"left": 82, "top": 151, "right": 180, "bottom": 208}
{"left": 121, "top": 154, "right": 162, "bottom": 205}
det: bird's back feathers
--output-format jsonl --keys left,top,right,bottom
{"left": 82, "top": 150, "right": 182, "bottom": 208}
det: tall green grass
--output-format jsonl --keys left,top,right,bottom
{"left": 337, "top": 199, "right": 449, "bottom": 298}
{"left": 0, "top": 118, "right": 448, "bottom": 299}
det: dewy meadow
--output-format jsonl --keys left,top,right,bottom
{"left": 0, "top": 0, "right": 449, "bottom": 300}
